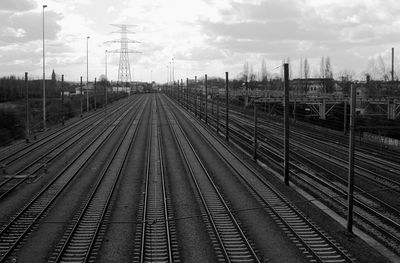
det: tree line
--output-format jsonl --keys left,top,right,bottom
{"left": 0, "top": 75, "right": 71, "bottom": 102}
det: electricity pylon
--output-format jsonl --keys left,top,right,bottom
{"left": 106, "top": 24, "right": 141, "bottom": 93}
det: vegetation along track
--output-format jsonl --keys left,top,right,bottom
{"left": 0, "top": 98, "right": 140, "bottom": 201}
{"left": 0, "top": 96, "right": 131, "bottom": 167}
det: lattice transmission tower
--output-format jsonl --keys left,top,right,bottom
{"left": 106, "top": 24, "right": 141, "bottom": 88}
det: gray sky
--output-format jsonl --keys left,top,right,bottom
{"left": 1, "top": 0, "right": 400, "bottom": 82}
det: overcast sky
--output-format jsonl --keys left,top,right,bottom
{"left": 1, "top": 0, "right": 400, "bottom": 82}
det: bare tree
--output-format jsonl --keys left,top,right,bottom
{"left": 365, "top": 58, "right": 377, "bottom": 80}
{"left": 304, "top": 58, "right": 310, "bottom": 80}
{"left": 299, "top": 58, "right": 304, "bottom": 79}
{"left": 377, "top": 55, "right": 389, "bottom": 81}
{"left": 260, "top": 58, "right": 267, "bottom": 82}
{"left": 320, "top": 57, "right": 325, "bottom": 78}
{"left": 243, "top": 61, "right": 249, "bottom": 82}
{"left": 249, "top": 65, "right": 256, "bottom": 82}
{"left": 325, "top": 57, "right": 333, "bottom": 78}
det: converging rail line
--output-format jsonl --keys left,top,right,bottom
{"left": 133, "top": 97, "right": 179, "bottom": 262}
{"left": 49, "top": 97, "right": 147, "bottom": 263}
{"left": 167, "top": 94, "right": 355, "bottom": 262}
{"left": 0, "top": 99, "right": 144, "bottom": 262}
{"left": 161, "top": 96, "right": 261, "bottom": 262}
{"left": 0, "top": 99, "right": 137, "bottom": 201}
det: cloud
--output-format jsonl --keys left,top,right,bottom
{"left": 222, "top": 0, "right": 303, "bottom": 22}
{"left": 0, "top": 0, "right": 36, "bottom": 12}
{"left": 200, "top": 20, "right": 335, "bottom": 42}
{"left": 0, "top": 10, "right": 62, "bottom": 44}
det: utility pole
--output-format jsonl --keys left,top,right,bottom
{"left": 344, "top": 101, "right": 347, "bottom": 135}
{"left": 195, "top": 76, "right": 197, "bottom": 116}
{"left": 61, "top": 74, "right": 64, "bottom": 126}
{"left": 25, "top": 72, "right": 30, "bottom": 143}
{"left": 284, "top": 63, "right": 290, "bottom": 186}
{"left": 186, "top": 78, "right": 189, "bottom": 110}
{"left": 225, "top": 72, "right": 229, "bottom": 141}
{"left": 216, "top": 91, "right": 220, "bottom": 134}
{"left": 94, "top": 77, "right": 97, "bottom": 111}
{"left": 42, "top": 4, "right": 47, "bottom": 130}
{"left": 181, "top": 79, "right": 183, "bottom": 105}
{"left": 253, "top": 103, "right": 258, "bottom": 161}
{"left": 105, "top": 50, "right": 108, "bottom": 113}
{"left": 86, "top": 36, "right": 90, "bottom": 112}
{"left": 172, "top": 58, "right": 175, "bottom": 83}
{"left": 205, "top": 74, "right": 208, "bottom": 124}
{"left": 392, "top": 47, "right": 394, "bottom": 96}
{"left": 392, "top": 48, "right": 394, "bottom": 82}
{"left": 80, "top": 76, "right": 83, "bottom": 117}
{"left": 347, "top": 84, "right": 356, "bottom": 233}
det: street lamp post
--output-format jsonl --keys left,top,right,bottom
{"left": 42, "top": 4, "right": 47, "bottom": 130}
{"left": 86, "top": 36, "right": 90, "bottom": 112}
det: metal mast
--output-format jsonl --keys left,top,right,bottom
{"left": 106, "top": 24, "right": 141, "bottom": 89}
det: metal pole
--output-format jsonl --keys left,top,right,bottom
{"left": 284, "top": 63, "right": 290, "bottom": 186}
{"left": 42, "top": 5, "right": 47, "bottom": 130}
{"left": 216, "top": 93, "right": 220, "bottom": 134}
{"left": 172, "top": 58, "right": 175, "bottom": 83}
{"left": 80, "top": 76, "right": 83, "bottom": 117}
{"left": 94, "top": 77, "right": 97, "bottom": 111}
{"left": 392, "top": 47, "right": 394, "bottom": 82}
{"left": 225, "top": 72, "right": 229, "bottom": 141}
{"left": 195, "top": 76, "right": 197, "bottom": 116}
{"left": 205, "top": 74, "right": 208, "bottom": 124}
{"left": 392, "top": 48, "right": 394, "bottom": 96}
{"left": 25, "top": 72, "right": 30, "bottom": 143}
{"left": 86, "top": 36, "right": 90, "bottom": 112}
{"left": 347, "top": 84, "right": 356, "bottom": 233}
{"left": 186, "top": 78, "right": 189, "bottom": 110}
{"left": 181, "top": 79, "right": 183, "bottom": 105}
{"left": 61, "top": 74, "right": 64, "bottom": 126}
{"left": 344, "top": 101, "right": 347, "bottom": 135}
{"left": 105, "top": 51, "right": 108, "bottom": 114}
{"left": 254, "top": 103, "right": 257, "bottom": 161}
{"left": 179, "top": 80, "right": 181, "bottom": 103}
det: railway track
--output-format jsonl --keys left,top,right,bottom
{"left": 230, "top": 115, "right": 400, "bottom": 194}
{"left": 162, "top": 96, "right": 261, "bottom": 263}
{"left": 132, "top": 97, "right": 179, "bottom": 262}
{"left": 0, "top": 97, "right": 143, "bottom": 201}
{"left": 167, "top": 94, "right": 355, "bottom": 262}
{"left": 230, "top": 109, "right": 400, "bottom": 179}
{"left": 201, "top": 103, "right": 400, "bottom": 256}
{"left": 0, "top": 97, "right": 130, "bottom": 166}
{"left": 49, "top": 95, "right": 147, "bottom": 263}
{"left": 0, "top": 99, "right": 145, "bottom": 262}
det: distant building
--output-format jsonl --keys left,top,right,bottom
{"left": 291, "top": 78, "right": 335, "bottom": 97}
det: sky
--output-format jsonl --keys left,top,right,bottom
{"left": 1, "top": 0, "right": 400, "bottom": 83}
